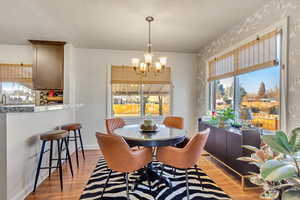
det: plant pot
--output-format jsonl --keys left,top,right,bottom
{"left": 219, "top": 120, "right": 225, "bottom": 128}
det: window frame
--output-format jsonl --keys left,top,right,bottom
{"left": 106, "top": 67, "right": 173, "bottom": 120}
{"left": 206, "top": 18, "right": 288, "bottom": 132}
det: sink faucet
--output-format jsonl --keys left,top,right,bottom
{"left": 1, "top": 94, "right": 6, "bottom": 105}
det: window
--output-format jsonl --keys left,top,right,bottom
{"left": 110, "top": 66, "right": 172, "bottom": 118}
{"left": 238, "top": 67, "right": 280, "bottom": 130}
{"left": 215, "top": 77, "right": 234, "bottom": 110}
{"left": 208, "top": 29, "right": 283, "bottom": 131}
{"left": 112, "top": 84, "right": 171, "bottom": 117}
{"left": 0, "top": 82, "right": 34, "bottom": 105}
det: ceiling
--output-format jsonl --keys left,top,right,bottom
{"left": 0, "top": 0, "right": 271, "bottom": 53}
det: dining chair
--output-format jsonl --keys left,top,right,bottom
{"left": 96, "top": 133, "right": 152, "bottom": 199}
{"left": 156, "top": 128, "right": 210, "bottom": 200}
{"left": 105, "top": 118, "right": 126, "bottom": 134}
{"left": 163, "top": 116, "right": 184, "bottom": 129}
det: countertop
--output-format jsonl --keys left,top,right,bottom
{"left": 0, "top": 104, "right": 78, "bottom": 113}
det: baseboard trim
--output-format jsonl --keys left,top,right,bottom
{"left": 11, "top": 149, "right": 76, "bottom": 200}
{"left": 83, "top": 145, "right": 98, "bottom": 150}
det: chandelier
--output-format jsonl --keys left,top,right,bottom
{"left": 131, "top": 16, "right": 167, "bottom": 75}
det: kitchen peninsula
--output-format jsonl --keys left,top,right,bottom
{"left": 0, "top": 41, "right": 78, "bottom": 200}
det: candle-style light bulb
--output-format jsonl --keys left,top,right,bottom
{"left": 159, "top": 57, "right": 167, "bottom": 68}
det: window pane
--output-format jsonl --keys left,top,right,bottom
{"left": 0, "top": 82, "right": 34, "bottom": 105}
{"left": 238, "top": 67, "right": 280, "bottom": 131}
{"left": 112, "top": 84, "right": 141, "bottom": 117}
{"left": 215, "top": 77, "right": 234, "bottom": 110}
{"left": 142, "top": 84, "right": 170, "bottom": 116}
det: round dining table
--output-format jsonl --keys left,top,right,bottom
{"left": 114, "top": 124, "right": 187, "bottom": 190}
{"left": 113, "top": 124, "right": 186, "bottom": 147}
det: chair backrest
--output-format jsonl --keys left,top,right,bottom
{"left": 163, "top": 116, "right": 184, "bottom": 129}
{"left": 184, "top": 128, "right": 210, "bottom": 166}
{"left": 105, "top": 118, "right": 125, "bottom": 134}
{"left": 96, "top": 132, "right": 134, "bottom": 172}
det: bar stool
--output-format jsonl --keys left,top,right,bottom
{"left": 33, "top": 130, "right": 73, "bottom": 192}
{"left": 61, "top": 123, "right": 85, "bottom": 168}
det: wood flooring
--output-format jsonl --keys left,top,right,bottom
{"left": 26, "top": 150, "right": 262, "bottom": 200}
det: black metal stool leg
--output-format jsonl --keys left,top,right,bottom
{"left": 185, "top": 169, "right": 190, "bottom": 200}
{"left": 78, "top": 129, "right": 85, "bottom": 160}
{"left": 64, "top": 138, "right": 74, "bottom": 177}
{"left": 74, "top": 130, "right": 79, "bottom": 168}
{"left": 33, "top": 141, "right": 46, "bottom": 192}
{"left": 101, "top": 169, "right": 112, "bottom": 198}
{"left": 48, "top": 140, "right": 53, "bottom": 180}
{"left": 57, "top": 139, "right": 63, "bottom": 191}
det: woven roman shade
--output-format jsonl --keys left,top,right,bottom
{"left": 208, "top": 30, "right": 281, "bottom": 81}
{"left": 0, "top": 63, "right": 32, "bottom": 83}
{"left": 111, "top": 66, "right": 171, "bottom": 84}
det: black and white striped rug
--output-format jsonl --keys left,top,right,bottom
{"left": 80, "top": 157, "right": 231, "bottom": 200}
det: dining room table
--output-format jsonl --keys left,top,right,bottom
{"left": 113, "top": 124, "right": 187, "bottom": 190}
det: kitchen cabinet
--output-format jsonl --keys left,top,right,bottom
{"left": 29, "top": 40, "right": 65, "bottom": 89}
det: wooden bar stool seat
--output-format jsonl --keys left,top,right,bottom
{"left": 61, "top": 123, "right": 81, "bottom": 131}
{"left": 40, "top": 130, "right": 69, "bottom": 141}
{"left": 33, "top": 129, "right": 73, "bottom": 192}
{"left": 60, "top": 122, "right": 85, "bottom": 168}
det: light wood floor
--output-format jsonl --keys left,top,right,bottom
{"left": 26, "top": 150, "right": 262, "bottom": 200}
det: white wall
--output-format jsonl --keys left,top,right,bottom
{"left": 74, "top": 48, "right": 198, "bottom": 149}
{"left": 0, "top": 114, "right": 7, "bottom": 200}
{"left": 0, "top": 44, "right": 33, "bottom": 63}
{"left": 5, "top": 109, "right": 75, "bottom": 200}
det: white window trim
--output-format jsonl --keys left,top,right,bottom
{"left": 106, "top": 65, "right": 173, "bottom": 123}
{"left": 205, "top": 17, "right": 289, "bottom": 132}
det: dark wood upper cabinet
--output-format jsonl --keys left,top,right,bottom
{"left": 29, "top": 40, "right": 65, "bottom": 90}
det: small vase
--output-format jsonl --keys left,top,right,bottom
{"left": 219, "top": 120, "right": 225, "bottom": 128}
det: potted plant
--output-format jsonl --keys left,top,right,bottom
{"left": 216, "top": 107, "right": 235, "bottom": 128}
{"left": 238, "top": 128, "right": 300, "bottom": 200}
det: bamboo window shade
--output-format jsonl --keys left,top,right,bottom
{"left": 0, "top": 63, "right": 33, "bottom": 83}
{"left": 111, "top": 66, "right": 171, "bottom": 84}
{"left": 208, "top": 30, "right": 281, "bottom": 81}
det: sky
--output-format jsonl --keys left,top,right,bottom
{"left": 219, "top": 66, "right": 280, "bottom": 94}
{"left": 239, "top": 66, "right": 280, "bottom": 94}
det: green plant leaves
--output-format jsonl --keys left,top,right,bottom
{"left": 260, "top": 160, "right": 297, "bottom": 182}
{"left": 282, "top": 188, "right": 300, "bottom": 200}
{"left": 289, "top": 128, "right": 300, "bottom": 152}
{"left": 262, "top": 134, "right": 291, "bottom": 154}
{"left": 241, "top": 145, "right": 259, "bottom": 152}
{"left": 262, "top": 130, "right": 300, "bottom": 155}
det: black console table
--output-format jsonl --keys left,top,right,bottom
{"left": 199, "top": 120, "right": 261, "bottom": 189}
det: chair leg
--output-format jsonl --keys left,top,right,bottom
{"left": 48, "top": 140, "right": 53, "bottom": 180}
{"left": 74, "top": 130, "right": 79, "bottom": 168}
{"left": 33, "top": 141, "right": 46, "bottom": 192}
{"left": 125, "top": 173, "right": 130, "bottom": 200}
{"left": 160, "top": 164, "right": 165, "bottom": 179}
{"left": 185, "top": 169, "right": 190, "bottom": 200}
{"left": 194, "top": 165, "right": 204, "bottom": 190}
{"left": 173, "top": 168, "right": 176, "bottom": 178}
{"left": 144, "top": 167, "right": 152, "bottom": 193}
{"left": 101, "top": 169, "right": 112, "bottom": 199}
{"left": 78, "top": 129, "right": 85, "bottom": 160}
{"left": 64, "top": 138, "right": 74, "bottom": 177}
{"left": 57, "top": 139, "right": 63, "bottom": 191}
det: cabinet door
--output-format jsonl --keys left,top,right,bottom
{"left": 33, "top": 44, "right": 64, "bottom": 89}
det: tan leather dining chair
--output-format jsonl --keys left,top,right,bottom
{"left": 156, "top": 128, "right": 210, "bottom": 200}
{"left": 96, "top": 133, "right": 152, "bottom": 199}
{"left": 105, "top": 118, "right": 126, "bottom": 134}
{"left": 163, "top": 116, "right": 184, "bottom": 129}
